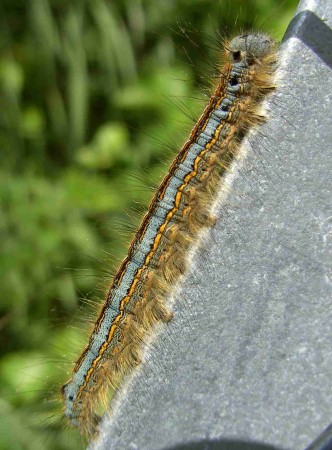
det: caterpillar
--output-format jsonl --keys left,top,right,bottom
{"left": 61, "top": 32, "right": 278, "bottom": 437}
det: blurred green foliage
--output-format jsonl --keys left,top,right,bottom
{"left": 0, "top": 0, "right": 298, "bottom": 448}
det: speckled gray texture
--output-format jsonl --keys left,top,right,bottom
{"left": 90, "top": 1, "right": 332, "bottom": 449}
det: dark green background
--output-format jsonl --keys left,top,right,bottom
{"left": 0, "top": 1, "right": 298, "bottom": 448}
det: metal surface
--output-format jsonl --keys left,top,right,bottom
{"left": 90, "top": 0, "right": 332, "bottom": 449}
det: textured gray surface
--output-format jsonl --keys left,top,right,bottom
{"left": 90, "top": 1, "right": 332, "bottom": 449}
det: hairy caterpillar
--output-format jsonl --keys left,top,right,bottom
{"left": 61, "top": 32, "right": 277, "bottom": 437}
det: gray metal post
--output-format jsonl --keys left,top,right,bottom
{"left": 90, "top": 1, "right": 332, "bottom": 448}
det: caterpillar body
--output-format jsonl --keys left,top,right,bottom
{"left": 61, "top": 32, "right": 277, "bottom": 437}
